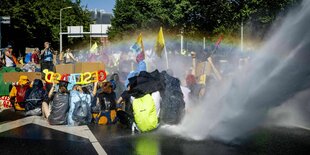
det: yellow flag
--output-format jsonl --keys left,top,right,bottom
{"left": 137, "top": 33, "right": 144, "bottom": 52}
{"left": 154, "top": 27, "right": 165, "bottom": 57}
{"left": 90, "top": 42, "right": 98, "bottom": 53}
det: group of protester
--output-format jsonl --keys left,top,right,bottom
{"left": 0, "top": 42, "right": 79, "bottom": 73}
{"left": 8, "top": 74, "right": 122, "bottom": 126}
{"left": 0, "top": 39, "right": 226, "bottom": 134}
{"left": 4, "top": 57, "right": 192, "bottom": 134}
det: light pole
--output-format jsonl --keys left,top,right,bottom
{"left": 203, "top": 37, "right": 206, "bottom": 49}
{"left": 60, "top": 6, "right": 72, "bottom": 53}
{"left": 241, "top": 20, "right": 243, "bottom": 52}
{"left": 180, "top": 29, "right": 184, "bottom": 54}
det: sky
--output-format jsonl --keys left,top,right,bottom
{"left": 81, "top": 0, "right": 115, "bottom": 13}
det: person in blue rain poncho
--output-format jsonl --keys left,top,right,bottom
{"left": 67, "top": 82, "right": 98, "bottom": 126}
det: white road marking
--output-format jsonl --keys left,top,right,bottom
{"left": 0, "top": 116, "right": 107, "bottom": 155}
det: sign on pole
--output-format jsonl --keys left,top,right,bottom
{"left": 1, "top": 16, "right": 10, "bottom": 20}
{"left": 0, "top": 16, "right": 10, "bottom": 24}
{"left": 67, "top": 26, "right": 83, "bottom": 37}
{"left": 0, "top": 16, "right": 11, "bottom": 48}
{"left": 90, "top": 24, "right": 110, "bottom": 37}
{"left": 1, "top": 21, "right": 10, "bottom": 24}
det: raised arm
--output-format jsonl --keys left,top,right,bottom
{"left": 69, "top": 53, "right": 78, "bottom": 62}
{"left": 92, "top": 82, "right": 98, "bottom": 97}
{"left": 117, "top": 97, "right": 123, "bottom": 104}
{"left": 53, "top": 54, "right": 57, "bottom": 65}
{"left": 48, "top": 82, "right": 56, "bottom": 98}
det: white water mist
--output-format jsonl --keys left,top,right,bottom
{"left": 163, "top": 0, "right": 310, "bottom": 141}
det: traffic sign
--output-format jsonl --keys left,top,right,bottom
{"left": 0, "top": 16, "right": 10, "bottom": 20}
{"left": 90, "top": 24, "right": 110, "bottom": 37}
{"left": 0, "top": 16, "right": 10, "bottom": 24}
{"left": 67, "top": 26, "right": 83, "bottom": 37}
{"left": 1, "top": 21, "right": 10, "bottom": 24}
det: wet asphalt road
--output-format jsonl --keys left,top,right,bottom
{"left": 1, "top": 109, "right": 310, "bottom": 155}
{"left": 89, "top": 124, "right": 310, "bottom": 155}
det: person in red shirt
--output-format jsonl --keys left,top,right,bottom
{"left": 31, "top": 48, "right": 40, "bottom": 64}
{"left": 9, "top": 75, "right": 31, "bottom": 111}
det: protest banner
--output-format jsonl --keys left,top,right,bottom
{"left": 3, "top": 72, "right": 42, "bottom": 82}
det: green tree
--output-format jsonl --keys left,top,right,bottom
{"left": 108, "top": 0, "right": 164, "bottom": 41}
{"left": 243, "top": 0, "right": 301, "bottom": 39}
{"left": 0, "top": 0, "right": 91, "bottom": 55}
{"left": 108, "top": 0, "right": 301, "bottom": 41}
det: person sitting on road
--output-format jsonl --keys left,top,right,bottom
{"left": 110, "top": 73, "right": 125, "bottom": 99}
{"left": 185, "top": 72, "right": 202, "bottom": 101}
{"left": 92, "top": 81, "right": 118, "bottom": 125}
{"left": 24, "top": 79, "right": 47, "bottom": 116}
{"left": 67, "top": 82, "right": 97, "bottom": 126}
{"left": 9, "top": 75, "right": 31, "bottom": 111}
{"left": 42, "top": 80, "right": 70, "bottom": 125}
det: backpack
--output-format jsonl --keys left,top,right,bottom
{"left": 72, "top": 94, "right": 91, "bottom": 125}
{"left": 15, "top": 85, "right": 30, "bottom": 103}
{"left": 116, "top": 110, "right": 134, "bottom": 129}
{"left": 132, "top": 94, "right": 158, "bottom": 132}
{"left": 159, "top": 72, "right": 185, "bottom": 125}
{"left": 24, "top": 53, "right": 32, "bottom": 64}
{"left": 93, "top": 110, "right": 117, "bottom": 125}
{"left": 48, "top": 93, "right": 70, "bottom": 125}
{"left": 25, "top": 88, "right": 46, "bottom": 111}
{"left": 97, "top": 93, "right": 117, "bottom": 111}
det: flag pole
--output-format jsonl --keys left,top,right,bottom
{"left": 163, "top": 27, "right": 169, "bottom": 69}
{"left": 164, "top": 45, "right": 169, "bottom": 69}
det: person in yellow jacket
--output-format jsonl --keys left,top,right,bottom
{"left": 9, "top": 75, "right": 31, "bottom": 111}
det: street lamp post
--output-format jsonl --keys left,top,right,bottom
{"left": 180, "top": 29, "right": 184, "bottom": 54}
{"left": 60, "top": 6, "right": 72, "bottom": 53}
{"left": 203, "top": 37, "right": 206, "bottom": 50}
{"left": 241, "top": 20, "right": 243, "bottom": 52}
